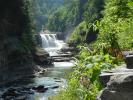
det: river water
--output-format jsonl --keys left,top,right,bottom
{"left": 35, "top": 32, "right": 74, "bottom": 99}
{"left": 33, "top": 61, "right": 74, "bottom": 99}
{"left": 0, "top": 61, "right": 74, "bottom": 100}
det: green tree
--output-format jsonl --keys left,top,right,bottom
{"left": 98, "top": 0, "right": 133, "bottom": 50}
{"left": 69, "top": 0, "right": 104, "bottom": 44}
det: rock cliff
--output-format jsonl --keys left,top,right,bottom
{"left": 0, "top": 0, "right": 36, "bottom": 84}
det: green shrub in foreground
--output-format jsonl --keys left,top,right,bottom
{"left": 49, "top": 46, "right": 119, "bottom": 100}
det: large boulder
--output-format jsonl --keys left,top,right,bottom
{"left": 97, "top": 74, "right": 133, "bottom": 100}
{"left": 33, "top": 47, "right": 53, "bottom": 65}
{"left": 98, "top": 52, "right": 133, "bottom": 100}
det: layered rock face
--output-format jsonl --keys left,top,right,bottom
{"left": 0, "top": 0, "right": 35, "bottom": 84}
{"left": 98, "top": 53, "right": 133, "bottom": 100}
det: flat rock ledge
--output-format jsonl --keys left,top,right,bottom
{"left": 99, "top": 65, "right": 133, "bottom": 87}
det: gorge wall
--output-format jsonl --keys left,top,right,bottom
{"left": 0, "top": 0, "right": 35, "bottom": 84}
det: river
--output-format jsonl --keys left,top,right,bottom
{"left": 0, "top": 61, "right": 74, "bottom": 100}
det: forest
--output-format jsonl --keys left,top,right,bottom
{"left": 0, "top": 0, "right": 133, "bottom": 100}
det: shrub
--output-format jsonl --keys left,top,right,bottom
{"left": 49, "top": 46, "right": 119, "bottom": 100}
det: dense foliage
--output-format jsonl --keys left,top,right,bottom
{"left": 68, "top": 0, "right": 104, "bottom": 44}
{"left": 19, "top": 0, "right": 35, "bottom": 53}
{"left": 96, "top": 0, "right": 133, "bottom": 50}
{"left": 0, "top": 0, "right": 35, "bottom": 63}
{"left": 31, "top": 0, "right": 64, "bottom": 32}
{"left": 46, "top": 0, "right": 104, "bottom": 33}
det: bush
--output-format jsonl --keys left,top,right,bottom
{"left": 49, "top": 46, "right": 119, "bottom": 100}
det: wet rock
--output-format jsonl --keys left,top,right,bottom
{"left": 32, "top": 85, "right": 42, "bottom": 90}
{"left": 39, "top": 69, "right": 47, "bottom": 74}
{"left": 54, "top": 77, "right": 61, "bottom": 80}
{"left": 37, "top": 88, "right": 48, "bottom": 93}
{"left": 61, "top": 47, "right": 78, "bottom": 53}
{"left": 32, "top": 85, "right": 48, "bottom": 93}
{"left": 51, "top": 86, "right": 59, "bottom": 89}
{"left": 54, "top": 57, "right": 73, "bottom": 62}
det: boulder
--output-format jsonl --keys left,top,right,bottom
{"left": 97, "top": 74, "right": 133, "bottom": 100}
{"left": 32, "top": 85, "right": 48, "bottom": 93}
{"left": 33, "top": 47, "right": 53, "bottom": 65}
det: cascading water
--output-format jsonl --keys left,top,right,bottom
{"left": 41, "top": 34, "right": 57, "bottom": 48}
{"left": 40, "top": 30, "right": 67, "bottom": 56}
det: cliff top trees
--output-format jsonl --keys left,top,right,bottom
{"left": 31, "top": 0, "right": 64, "bottom": 32}
{"left": 98, "top": 0, "right": 133, "bottom": 49}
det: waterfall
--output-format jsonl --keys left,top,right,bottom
{"left": 40, "top": 30, "right": 66, "bottom": 56}
{"left": 40, "top": 34, "right": 57, "bottom": 48}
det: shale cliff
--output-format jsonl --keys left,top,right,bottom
{"left": 0, "top": 0, "right": 36, "bottom": 84}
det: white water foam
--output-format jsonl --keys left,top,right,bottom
{"left": 40, "top": 30, "right": 67, "bottom": 56}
